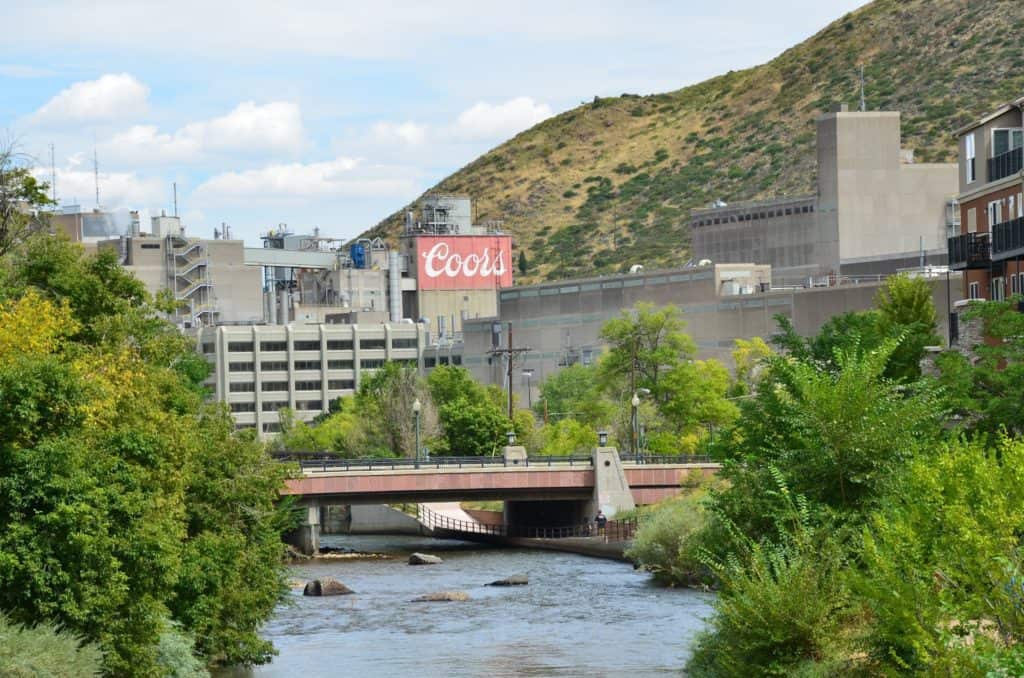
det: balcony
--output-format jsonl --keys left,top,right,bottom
{"left": 988, "top": 147, "right": 1023, "bottom": 183}
{"left": 992, "top": 216, "right": 1024, "bottom": 260}
{"left": 947, "top": 232, "right": 991, "bottom": 269}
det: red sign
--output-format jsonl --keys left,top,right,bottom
{"left": 416, "top": 235, "right": 513, "bottom": 290}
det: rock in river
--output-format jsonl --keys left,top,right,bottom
{"left": 412, "top": 591, "right": 470, "bottom": 602}
{"left": 303, "top": 577, "right": 354, "bottom": 596}
{"left": 487, "top": 574, "right": 528, "bottom": 586}
{"left": 408, "top": 552, "right": 443, "bottom": 565}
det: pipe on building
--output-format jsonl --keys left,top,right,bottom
{"left": 389, "top": 250, "right": 402, "bottom": 321}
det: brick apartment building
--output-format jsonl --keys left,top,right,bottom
{"left": 949, "top": 97, "right": 1024, "bottom": 301}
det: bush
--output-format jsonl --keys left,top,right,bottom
{"left": 0, "top": 613, "right": 103, "bottom": 678}
{"left": 626, "top": 489, "right": 713, "bottom": 586}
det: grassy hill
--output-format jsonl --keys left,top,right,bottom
{"left": 365, "top": 0, "right": 1024, "bottom": 284}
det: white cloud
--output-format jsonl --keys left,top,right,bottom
{"left": 102, "top": 101, "right": 305, "bottom": 164}
{"left": 454, "top": 97, "right": 552, "bottom": 140}
{"left": 31, "top": 73, "right": 149, "bottom": 125}
{"left": 371, "top": 121, "right": 427, "bottom": 146}
{"left": 193, "top": 156, "right": 417, "bottom": 203}
{"left": 40, "top": 165, "right": 164, "bottom": 210}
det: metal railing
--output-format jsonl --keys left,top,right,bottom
{"left": 948, "top": 232, "right": 991, "bottom": 269}
{"left": 416, "top": 504, "right": 639, "bottom": 542}
{"left": 278, "top": 452, "right": 715, "bottom": 473}
{"left": 988, "top": 147, "right": 1024, "bottom": 183}
{"left": 281, "top": 453, "right": 595, "bottom": 473}
{"left": 992, "top": 216, "right": 1024, "bottom": 258}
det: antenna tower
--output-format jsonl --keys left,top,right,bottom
{"left": 49, "top": 143, "right": 56, "bottom": 204}
{"left": 93, "top": 144, "right": 100, "bottom": 208}
{"left": 859, "top": 65, "right": 866, "bottom": 112}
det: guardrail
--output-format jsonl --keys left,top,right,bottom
{"left": 416, "top": 504, "right": 639, "bottom": 543}
{"left": 278, "top": 452, "right": 714, "bottom": 473}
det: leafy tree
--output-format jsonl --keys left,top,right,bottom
{"left": 517, "top": 249, "right": 529, "bottom": 276}
{"left": 0, "top": 143, "right": 53, "bottom": 256}
{"left": 730, "top": 336, "right": 773, "bottom": 397}
{"left": 533, "top": 364, "right": 611, "bottom": 425}
{"left": 436, "top": 398, "right": 510, "bottom": 456}
{"left": 0, "top": 613, "right": 103, "bottom": 678}
{"left": 598, "top": 302, "right": 696, "bottom": 398}
{"left": 427, "top": 363, "right": 488, "bottom": 408}
{"left": 355, "top": 362, "right": 431, "bottom": 456}
{"left": 531, "top": 419, "right": 597, "bottom": 456}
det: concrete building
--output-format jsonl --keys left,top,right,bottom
{"left": 692, "top": 107, "right": 959, "bottom": 283}
{"left": 444, "top": 263, "right": 961, "bottom": 405}
{"left": 99, "top": 214, "right": 264, "bottom": 327}
{"left": 399, "top": 194, "right": 513, "bottom": 340}
{"left": 197, "top": 321, "right": 424, "bottom": 434}
{"left": 50, "top": 205, "right": 136, "bottom": 253}
{"left": 949, "top": 96, "right": 1024, "bottom": 304}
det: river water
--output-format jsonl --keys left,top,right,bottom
{"left": 224, "top": 533, "right": 713, "bottom": 678}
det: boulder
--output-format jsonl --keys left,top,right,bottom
{"left": 487, "top": 574, "right": 528, "bottom": 586}
{"left": 408, "top": 552, "right": 443, "bottom": 565}
{"left": 412, "top": 591, "right": 470, "bottom": 602}
{"left": 303, "top": 577, "right": 354, "bottom": 596}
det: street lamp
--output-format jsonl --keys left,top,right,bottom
{"left": 522, "top": 369, "right": 534, "bottom": 410}
{"left": 631, "top": 392, "right": 640, "bottom": 460}
{"left": 412, "top": 398, "right": 422, "bottom": 467}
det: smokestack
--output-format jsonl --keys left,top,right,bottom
{"left": 389, "top": 250, "right": 402, "bottom": 322}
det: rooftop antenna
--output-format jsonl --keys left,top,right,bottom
{"left": 49, "top": 143, "right": 56, "bottom": 204}
{"left": 92, "top": 141, "right": 100, "bottom": 208}
{"left": 173, "top": 182, "right": 178, "bottom": 217}
{"left": 859, "top": 64, "right": 866, "bottom": 112}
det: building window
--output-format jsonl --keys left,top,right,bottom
{"left": 229, "top": 362, "right": 254, "bottom": 372}
{"left": 360, "top": 359, "right": 385, "bottom": 370}
{"left": 296, "top": 400, "right": 322, "bottom": 411}
{"left": 261, "top": 382, "right": 288, "bottom": 392}
{"left": 229, "top": 382, "right": 255, "bottom": 393}
{"left": 965, "top": 133, "right": 976, "bottom": 183}
{"left": 262, "top": 423, "right": 281, "bottom": 433}
{"left": 201, "top": 342, "right": 215, "bottom": 354}
{"left": 993, "top": 277, "right": 1006, "bottom": 301}
{"left": 228, "top": 342, "right": 254, "bottom": 352}
{"left": 1013, "top": 275, "right": 1020, "bottom": 295}
{"left": 969, "top": 281, "right": 981, "bottom": 299}
{"left": 260, "top": 341, "right": 287, "bottom": 352}
{"left": 140, "top": 243, "right": 160, "bottom": 250}
{"left": 424, "top": 356, "right": 436, "bottom": 368}
{"left": 261, "top": 361, "right": 288, "bottom": 372}
{"left": 452, "top": 355, "right": 462, "bottom": 365}
{"left": 989, "top": 200, "right": 1003, "bottom": 228}
{"left": 293, "top": 340, "right": 320, "bottom": 351}
{"left": 230, "top": 402, "right": 256, "bottom": 413}
{"left": 293, "top": 360, "right": 322, "bottom": 371}
{"left": 327, "top": 359, "right": 354, "bottom": 370}
{"left": 327, "top": 379, "right": 355, "bottom": 390}
{"left": 261, "top": 401, "right": 288, "bottom": 412}
{"left": 294, "top": 380, "right": 321, "bottom": 391}
{"left": 326, "top": 339, "right": 353, "bottom": 350}
{"left": 992, "top": 128, "right": 1024, "bottom": 156}
{"left": 360, "top": 338, "right": 386, "bottom": 350}
{"left": 234, "top": 423, "right": 256, "bottom": 431}
{"left": 967, "top": 208, "right": 978, "bottom": 234}
{"left": 391, "top": 338, "right": 418, "bottom": 349}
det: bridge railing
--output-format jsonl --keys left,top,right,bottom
{"left": 280, "top": 453, "right": 596, "bottom": 473}
{"left": 416, "top": 504, "right": 639, "bottom": 543}
{"left": 619, "top": 453, "right": 712, "bottom": 465}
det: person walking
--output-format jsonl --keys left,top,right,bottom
{"left": 595, "top": 510, "right": 608, "bottom": 536}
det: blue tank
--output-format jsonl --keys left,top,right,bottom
{"left": 350, "top": 243, "right": 367, "bottom": 269}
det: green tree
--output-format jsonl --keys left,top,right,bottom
{"left": 532, "top": 419, "right": 598, "bottom": 456}
{"left": 355, "top": 362, "right": 430, "bottom": 456}
{"left": 437, "top": 398, "right": 510, "bottom": 456}
{"left": 517, "top": 249, "right": 529, "bottom": 276}
{"left": 533, "top": 363, "right": 611, "bottom": 425}
{"left": 0, "top": 144, "right": 54, "bottom": 256}
{"left": 598, "top": 303, "right": 696, "bottom": 399}
{"left": 0, "top": 613, "right": 103, "bottom": 678}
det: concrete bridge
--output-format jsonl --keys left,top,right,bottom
{"left": 281, "top": 447, "right": 720, "bottom": 553}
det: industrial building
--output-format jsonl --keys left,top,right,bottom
{"left": 196, "top": 322, "right": 424, "bottom": 433}
{"left": 691, "top": 106, "right": 959, "bottom": 283}
{"left": 436, "top": 262, "right": 962, "bottom": 407}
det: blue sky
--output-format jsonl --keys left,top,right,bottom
{"left": 2, "top": 1, "right": 866, "bottom": 245}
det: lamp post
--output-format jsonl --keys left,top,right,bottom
{"left": 412, "top": 398, "right": 421, "bottom": 468}
{"left": 631, "top": 392, "right": 640, "bottom": 461}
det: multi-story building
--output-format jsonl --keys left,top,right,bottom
{"left": 197, "top": 321, "right": 424, "bottom": 434}
{"left": 99, "top": 214, "right": 264, "bottom": 327}
{"left": 949, "top": 97, "right": 1024, "bottom": 302}
{"left": 692, "top": 105, "right": 959, "bottom": 283}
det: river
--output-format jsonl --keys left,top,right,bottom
{"left": 222, "top": 533, "right": 713, "bottom": 677}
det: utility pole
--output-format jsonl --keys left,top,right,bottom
{"left": 488, "top": 323, "right": 531, "bottom": 419}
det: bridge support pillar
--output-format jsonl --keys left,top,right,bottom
{"left": 587, "top": 446, "right": 636, "bottom": 519}
{"left": 285, "top": 499, "right": 321, "bottom": 555}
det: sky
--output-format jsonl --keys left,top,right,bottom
{"left": 1, "top": 1, "right": 866, "bottom": 245}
